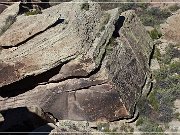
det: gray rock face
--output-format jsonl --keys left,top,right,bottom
{"left": 0, "top": 0, "right": 153, "bottom": 124}
{"left": 0, "top": 2, "right": 20, "bottom": 36}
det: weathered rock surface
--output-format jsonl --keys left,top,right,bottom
{"left": 0, "top": 0, "right": 153, "bottom": 127}
{"left": 160, "top": 9, "right": 180, "bottom": 43}
{"left": 0, "top": 2, "right": 20, "bottom": 36}
{"left": 0, "top": 5, "right": 63, "bottom": 47}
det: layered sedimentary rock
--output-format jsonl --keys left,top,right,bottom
{"left": 0, "top": 0, "right": 153, "bottom": 123}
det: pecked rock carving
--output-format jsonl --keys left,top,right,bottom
{"left": 0, "top": 1, "right": 153, "bottom": 123}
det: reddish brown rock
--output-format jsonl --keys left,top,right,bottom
{"left": 0, "top": 1, "right": 153, "bottom": 123}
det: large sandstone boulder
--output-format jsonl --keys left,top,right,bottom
{"left": 160, "top": 9, "right": 180, "bottom": 43}
{"left": 0, "top": 0, "right": 153, "bottom": 125}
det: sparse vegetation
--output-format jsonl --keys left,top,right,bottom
{"left": 148, "top": 90, "right": 160, "bottom": 111}
{"left": 153, "top": 46, "right": 161, "bottom": 61}
{"left": 169, "top": 61, "right": 180, "bottom": 74}
{"left": 138, "top": 7, "right": 171, "bottom": 26}
{"left": 81, "top": 3, "right": 89, "bottom": 11}
{"left": 160, "top": 44, "right": 179, "bottom": 64}
{"left": 174, "top": 112, "right": 180, "bottom": 121}
{"left": 119, "top": 123, "right": 134, "bottom": 133}
{"left": 136, "top": 117, "right": 144, "bottom": 126}
{"left": 148, "top": 28, "right": 162, "bottom": 40}
{"left": 25, "top": 9, "right": 42, "bottom": 16}
{"left": 106, "top": 37, "right": 116, "bottom": 55}
{"left": 136, "top": 41, "right": 180, "bottom": 133}
{"left": 119, "top": 1, "right": 149, "bottom": 12}
{"left": 137, "top": 97, "right": 152, "bottom": 116}
{"left": 118, "top": 2, "right": 171, "bottom": 26}
{"left": 139, "top": 120, "right": 163, "bottom": 134}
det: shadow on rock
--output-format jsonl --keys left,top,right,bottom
{"left": 0, "top": 107, "right": 55, "bottom": 134}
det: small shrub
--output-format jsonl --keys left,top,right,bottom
{"left": 25, "top": 9, "right": 42, "bottom": 16}
{"left": 148, "top": 28, "right": 162, "bottom": 40}
{"left": 153, "top": 47, "right": 161, "bottom": 60}
{"left": 147, "top": 7, "right": 171, "bottom": 20}
{"left": 161, "top": 45, "right": 178, "bottom": 64}
{"left": 136, "top": 3, "right": 149, "bottom": 10}
{"left": 136, "top": 117, "right": 144, "bottom": 126}
{"left": 140, "top": 14, "right": 155, "bottom": 26}
{"left": 157, "top": 104, "right": 173, "bottom": 122}
{"left": 160, "top": 9, "right": 172, "bottom": 19}
{"left": 174, "top": 112, "right": 180, "bottom": 121}
{"left": 139, "top": 120, "right": 163, "bottom": 134}
{"left": 169, "top": 61, "right": 180, "bottom": 74}
{"left": 119, "top": 1, "right": 149, "bottom": 12}
{"left": 81, "top": 3, "right": 89, "bottom": 11}
{"left": 148, "top": 90, "right": 160, "bottom": 111}
{"left": 120, "top": 3, "right": 136, "bottom": 12}
{"left": 154, "top": 66, "right": 169, "bottom": 82}
{"left": 139, "top": 7, "right": 171, "bottom": 26}
{"left": 137, "top": 97, "right": 152, "bottom": 116}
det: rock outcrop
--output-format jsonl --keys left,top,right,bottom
{"left": 0, "top": 0, "right": 153, "bottom": 127}
{"left": 160, "top": 9, "right": 180, "bottom": 43}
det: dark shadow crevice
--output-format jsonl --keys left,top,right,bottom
{"left": 0, "top": 107, "right": 54, "bottom": 134}
{"left": 148, "top": 43, "right": 155, "bottom": 66}
{"left": 0, "top": 59, "right": 71, "bottom": 97}
{"left": 112, "top": 16, "right": 125, "bottom": 38}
